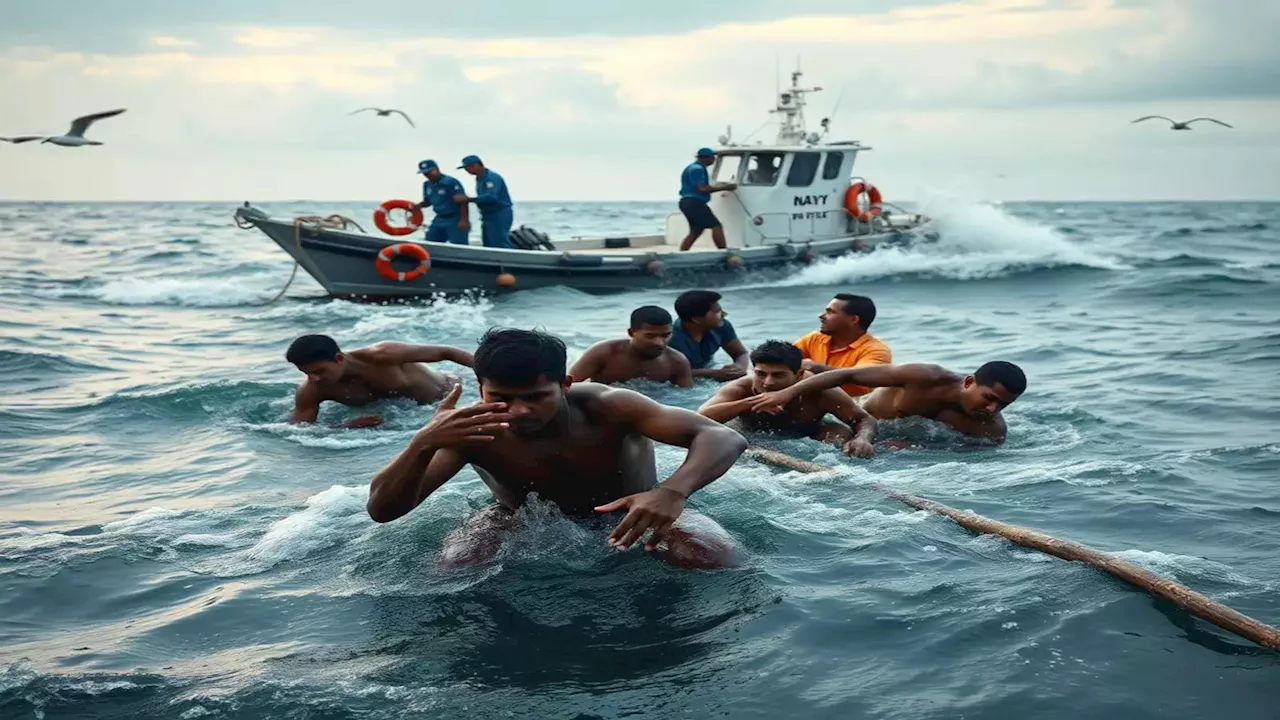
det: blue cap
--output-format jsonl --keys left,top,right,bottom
{"left": 418, "top": 159, "right": 438, "bottom": 173}
{"left": 696, "top": 147, "right": 716, "bottom": 157}
{"left": 458, "top": 154, "right": 483, "bottom": 168}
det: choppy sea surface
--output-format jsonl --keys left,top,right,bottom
{"left": 1, "top": 197, "right": 1278, "bottom": 719}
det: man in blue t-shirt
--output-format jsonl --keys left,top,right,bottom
{"left": 457, "top": 154, "right": 514, "bottom": 249}
{"left": 669, "top": 289, "right": 750, "bottom": 381}
{"left": 412, "top": 159, "right": 470, "bottom": 245}
{"left": 678, "top": 147, "right": 737, "bottom": 252}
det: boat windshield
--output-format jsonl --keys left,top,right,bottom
{"left": 712, "top": 154, "right": 742, "bottom": 184}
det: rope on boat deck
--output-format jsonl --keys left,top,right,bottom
{"left": 746, "top": 445, "right": 1280, "bottom": 651}
{"left": 234, "top": 213, "right": 365, "bottom": 305}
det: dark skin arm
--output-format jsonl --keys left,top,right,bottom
{"left": 696, "top": 377, "right": 756, "bottom": 422}
{"left": 567, "top": 343, "right": 608, "bottom": 384}
{"left": 670, "top": 351, "right": 694, "bottom": 388}
{"left": 289, "top": 383, "right": 383, "bottom": 428}
{"left": 363, "top": 341, "right": 474, "bottom": 367}
{"left": 751, "top": 363, "right": 953, "bottom": 412}
{"left": 818, "top": 388, "right": 878, "bottom": 457}
{"left": 366, "top": 384, "right": 514, "bottom": 522}
{"left": 690, "top": 338, "right": 750, "bottom": 380}
{"left": 593, "top": 388, "right": 748, "bottom": 551}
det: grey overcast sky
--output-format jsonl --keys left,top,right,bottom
{"left": 1, "top": 0, "right": 1277, "bottom": 201}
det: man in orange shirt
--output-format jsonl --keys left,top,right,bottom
{"left": 793, "top": 294, "right": 892, "bottom": 397}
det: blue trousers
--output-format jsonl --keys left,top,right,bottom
{"left": 480, "top": 208, "right": 514, "bottom": 249}
{"left": 424, "top": 218, "right": 469, "bottom": 245}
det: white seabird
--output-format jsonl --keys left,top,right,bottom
{"left": 1, "top": 108, "right": 128, "bottom": 146}
{"left": 1130, "top": 115, "right": 1233, "bottom": 131}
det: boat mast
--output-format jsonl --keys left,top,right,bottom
{"left": 770, "top": 58, "right": 822, "bottom": 146}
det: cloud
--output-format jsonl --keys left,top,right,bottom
{"left": 0, "top": 0, "right": 1277, "bottom": 201}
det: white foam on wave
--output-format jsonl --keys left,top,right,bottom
{"left": 1110, "top": 549, "right": 1263, "bottom": 590}
{"left": 768, "top": 193, "right": 1129, "bottom": 287}
{"left": 218, "top": 484, "right": 371, "bottom": 575}
{"left": 65, "top": 276, "right": 297, "bottom": 308}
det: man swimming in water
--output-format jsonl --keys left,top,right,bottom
{"left": 285, "top": 334, "right": 474, "bottom": 427}
{"left": 567, "top": 305, "right": 694, "bottom": 388}
{"left": 698, "top": 341, "right": 877, "bottom": 457}
{"left": 367, "top": 328, "right": 748, "bottom": 569}
{"left": 749, "top": 361, "right": 1027, "bottom": 443}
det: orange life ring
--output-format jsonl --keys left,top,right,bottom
{"left": 374, "top": 199, "right": 424, "bottom": 236}
{"left": 844, "top": 182, "right": 883, "bottom": 222}
{"left": 375, "top": 243, "right": 431, "bottom": 282}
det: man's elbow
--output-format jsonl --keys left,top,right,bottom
{"left": 365, "top": 496, "right": 402, "bottom": 524}
{"left": 716, "top": 425, "right": 749, "bottom": 454}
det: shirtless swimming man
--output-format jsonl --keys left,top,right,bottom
{"left": 568, "top": 305, "right": 694, "bottom": 388}
{"left": 698, "top": 341, "right": 877, "bottom": 457}
{"left": 749, "top": 361, "right": 1027, "bottom": 443}
{"left": 367, "top": 328, "right": 748, "bottom": 569}
{"left": 285, "top": 334, "right": 474, "bottom": 427}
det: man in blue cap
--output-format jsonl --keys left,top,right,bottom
{"left": 678, "top": 147, "right": 737, "bottom": 252}
{"left": 457, "top": 155, "right": 514, "bottom": 249}
{"left": 411, "top": 159, "right": 470, "bottom": 245}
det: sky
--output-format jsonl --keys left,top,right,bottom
{"left": 1, "top": 0, "right": 1277, "bottom": 202}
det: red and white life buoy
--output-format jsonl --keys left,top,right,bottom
{"left": 844, "top": 182, "right": 883, "bottom": 222}
{"left": 373, "top": 199, "right": 424, "bottom": 236}
{"left": 374, "top": 243, "right": 431, "bottom": 282}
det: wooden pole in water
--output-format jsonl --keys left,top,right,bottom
{"left": 746, "top": 446, "right": 1280, "bottom": 651}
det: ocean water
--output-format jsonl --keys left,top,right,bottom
{"left": 1, "top": 197, "right": 1278, "bottom": 719}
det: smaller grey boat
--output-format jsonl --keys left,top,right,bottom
{"left": 234, "top": 68, "right": 937, "bottom": 300}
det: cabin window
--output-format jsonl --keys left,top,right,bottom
{"left": 822, "top": 152, "right": 844, "bottom": 180}
{"left": 712, "top": 154, "right": 742, "bottom": 184}
{"left": 742, "top": 152, "right": 784, "bottom": 186}
{"left": 786, "top": 152, "right": 821, "bottom": 187}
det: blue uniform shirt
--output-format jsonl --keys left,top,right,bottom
{"left": 669, "top": 319, "right": 738, "bottom": 369}
{"left": 423, "top": 174, "right": 465, "bottom": 219}
{"left": 473, "top": 169, "right": 513, "bottom": 216}
{"left": 680, "top": 162, "right": 711, "bottom": 202}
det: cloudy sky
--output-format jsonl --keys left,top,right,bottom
{"left": 1, "top": 0, "right": 1276, "bottom": 202}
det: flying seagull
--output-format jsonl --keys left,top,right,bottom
{"left": 1, "top": 108, "right": 128, "bottom": 146}
{"left": 1130, "top": 115, "right": 1233, "bottom": 130}
{"left": 349, "top": 107, "right": 415, "bottom": 127}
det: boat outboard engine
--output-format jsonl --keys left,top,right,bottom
{"left": 507, "top": 225, "right": 556, "bottom": 251}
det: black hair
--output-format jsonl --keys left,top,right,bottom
{"left": 749, "top": 340, "right": 802, "bottom": 373}
{"left": 473, "top": 327, "right": 567, "bottom": 385}
{"left": 974, "top": 361, "right": 1026, "bottom": 396}
{"left": 286, "top": 334, "right": 341, "bottom": 365}
{"left": 674, "top": 289, "right": 722, "bottom": 321}
{"left": 630, "top": 305, "right": 672, "bottom": 329}
{"left": 833, "top": 293, "right": 877, "bottom": 329}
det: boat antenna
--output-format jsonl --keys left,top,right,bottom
{"left": 819, "top": 82, "right": 847, "bottom": 139}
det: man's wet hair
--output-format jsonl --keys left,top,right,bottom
{"left": 749, "top": 340, "right": 802, "bottom": 373}
{"left": 974, "top": 361, "right": 1026, "bottom": 396}
{"left": 630, "top": 305, "right": 672, "bottom": 329}
{"left": 474, "top": 327, "right": 567, "bottom": 385}
{"left": 674, "top": 289, "right": 722, "bottom": 322}
{"left": 286, "top": 334, "right": 341, "bottom": 366}
{"left": 833, "top": 293, "right": 876, "bottom": 329}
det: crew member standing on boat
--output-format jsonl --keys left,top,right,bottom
{"left": 678, "top": 148, "right": 737, "bottom": 252}
{"left": 457, "top": 155, "right": 514, "bottom": 249}
{"left": 412, "top": 159, "right": 470, "bottom": 245}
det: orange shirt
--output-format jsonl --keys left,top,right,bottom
{"left": 793, "top": 331, "right": 892, "bottom": 397}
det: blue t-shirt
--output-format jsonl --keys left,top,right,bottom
{"left": 680, "top": 162, "right": 711, "bottom": 202}
{"left": 669, "top": 319, "right": 738, "bottom": 369}
{"left": 423, "top": 174, "right": 465, "bottom": 219}
{"left": 473, "top": 169, "right": 513, "bottom": 215}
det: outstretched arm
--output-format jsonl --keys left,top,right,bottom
{"left": 820, "top": 388, "right": 878, "bottom": 457}
{"left": 696, "top": 378, "right": 756, "bottom": 422}
{"left": 722, "top": 338, "right": 750, "bottom": 372}
{"left": 594, "top": 388, "right": 748, "bottom": 550}
{"left": 752, "top": 363, "right": 953, "bottom": 412}
{"left": 365, "top": 341, "right": 474, "bottom": 367}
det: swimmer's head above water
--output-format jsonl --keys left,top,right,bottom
{"left": 627, "top": 305, "right": 674, "bottom": 360}
{"left": 749, "top": 340, "right": 803, "bottom": 394}
{"left": 286, "top": 334, "right": 346, "bottom": 383}
{"left": 960, "top": 361, "right": 1027, "bottom": 419}
{"left": 473, "top": 327, "right": 571, "bottom": 436}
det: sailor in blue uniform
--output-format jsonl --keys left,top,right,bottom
{"left": 457, "top": 154, "right": 514, "bottom": 249}
{"left": 413, "top": 159, "right": 470, "bottom": 245}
